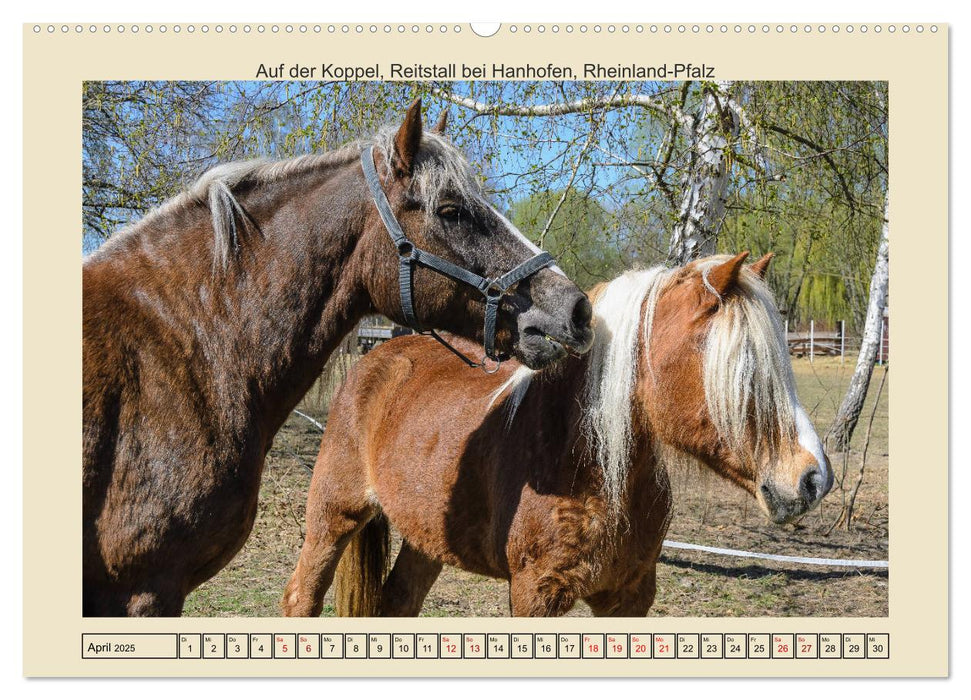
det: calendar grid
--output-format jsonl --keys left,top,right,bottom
{"left": 81, "top": 632, "right": 890, "bottom": 661}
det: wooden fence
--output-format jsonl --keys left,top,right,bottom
{"left": 787, "top": 317, "right": 889, "bottom": 364}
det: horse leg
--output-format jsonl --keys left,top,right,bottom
{"left": 583, "top": 565, "right": 658, "bottom": 617}
{"left": 508, "top": 568, "right": 578, "bottom": 617}
{"left": 282, "top": 504, "right": 376, "bottom": 617}
{"left": 378, "top": 540, "right": 442, "bottom": 617}
{"left": 282, "top": 456, "right": 376, "bottom": 617}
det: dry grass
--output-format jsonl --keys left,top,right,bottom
{"left": 183, "top": 355, "right": 888, "bottom": 618}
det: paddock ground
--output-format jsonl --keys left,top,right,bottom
{"left": 183, "top": 356, "right": 889, "bottom": 618}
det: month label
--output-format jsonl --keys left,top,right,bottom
{"left": 82, "top": 634, "right": 178, "bottom": 659}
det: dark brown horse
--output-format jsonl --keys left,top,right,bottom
{"left": 83, "top": 100, "right": 594, "bottom": 616}
{"left": 283, "top": 253, "right": 833, "bottom": 617}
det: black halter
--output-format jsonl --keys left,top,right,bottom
{"left": 361, "top": 146, "right": 556, "bottom": 372}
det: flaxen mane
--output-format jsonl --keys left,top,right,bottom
{"left": 491, "top": 259, "right": 799, "bottom": 510}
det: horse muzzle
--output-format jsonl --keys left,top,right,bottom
{"left": 514, "top": 285, "right": 594, "bottom": 369}
{"left": 757, "top": 459, "right": 833, "bottom": 524}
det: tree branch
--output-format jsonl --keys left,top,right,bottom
{"left": 431, "top": 87, "right": 692, "bottom": 128}
{"left": 766, "top": 123, "right": 857, "bottom": 210}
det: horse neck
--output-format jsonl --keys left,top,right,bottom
{"left": 94, "top": 159, "right": 376, "bottom": 439}
{"left": 521, "top": 352, "right": 660, "bottom": 504}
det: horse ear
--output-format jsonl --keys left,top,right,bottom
{"left": 707, "top": 252, "right": 750, "bottom": 298}
{"left": 749, "top": 252, "right": 774, "bottom": 279}
{"left": 393, "top": 98, "right": 424, "bottom": 175}
{"left": 431, "top": 109, "right": 448, "bottom": 134}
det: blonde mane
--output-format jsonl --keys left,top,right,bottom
{"left": 490, "top": 258, "right": 799, "bottom": 512}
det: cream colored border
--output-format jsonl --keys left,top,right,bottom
{"left": 22, "top": 23, "right": 948, "bottom": 677}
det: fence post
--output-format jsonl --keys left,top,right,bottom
{"left": 809, "top": 319, "right": 815, "bottom": 364}
{"left": 879, "top": 318, "right": 885, "bottom": 365}
{"left": 840, "top": 320, "right": 845, "bottom": 363}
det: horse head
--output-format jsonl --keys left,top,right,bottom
{"left": 642, "top": 252, "right": 833, "bottom": 523}
{"left": 360, "top": 99, "right": 594, "bottom": 370}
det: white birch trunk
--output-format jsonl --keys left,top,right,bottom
{"left": 828, "top": 194, "right": 890, "bottom": 451}
{"left": 669, "top": 80, "right": 738, "bottom": 264}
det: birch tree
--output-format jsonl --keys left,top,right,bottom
{"left": 433, "top": 81, "right": 743, "bottom": 265}
{"left": 827, "top": 195, "right": 890, "bottom": 451}
{"left": 668, "top": 80, "right": 738, "bottom": 263}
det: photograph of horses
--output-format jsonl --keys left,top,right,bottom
{"left": 82, "top": 80, "right": 889, "bottom": 617}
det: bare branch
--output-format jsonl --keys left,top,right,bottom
{"left": 539, "top": 115, "right": 605, "bottom": 247}
{"left": 431, "top": 87, "right": 692, "bottom": 128}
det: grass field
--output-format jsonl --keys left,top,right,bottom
{"left": 183, "top": 355, "right": 889, "bottom": 618}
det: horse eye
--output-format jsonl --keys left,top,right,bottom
{"left": 436, "top": 204, "right": 462, "bottom": 221}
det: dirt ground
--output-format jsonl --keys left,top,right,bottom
{"left": 183, "top": 355, "right": 889, "bottom": 618}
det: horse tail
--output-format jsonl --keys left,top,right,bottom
{"left": 334, "top": 512, "right": 391, "bottom": 617}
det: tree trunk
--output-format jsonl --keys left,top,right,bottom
{"left": 827, "top": 194, "right": 890, "bottom": 451}
{"left": 668, "top": 81, "right": 738, "bottom": 264}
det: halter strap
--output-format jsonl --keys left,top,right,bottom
{"left": 361, "top": 146, "right": 555, "bottom": 368}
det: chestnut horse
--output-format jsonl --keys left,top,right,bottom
{"left": 283, "top": 252, "right": 833, "bottom": 617}
{"left": 83, "top": 100, "right": 594, "bottom": 616}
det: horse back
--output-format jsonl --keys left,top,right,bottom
{"left": 325, "top": 335, "right": 562, "bottom": 577}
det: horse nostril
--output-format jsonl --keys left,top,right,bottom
{"left": 799, "top": 467, "right": 824, "bottom": 504}
{"left": 571, "top": 294, "right": 593, "bottom": 332}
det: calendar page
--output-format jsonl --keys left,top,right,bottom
{"left": 22, "top": 20, "right": 947, "bottom": 677}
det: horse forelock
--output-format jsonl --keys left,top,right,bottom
{"left": 371, "top": 127, "right": 484, "bottom": 216}
{"left": 697, "top": 257, "right": 798, "bottom": 458}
